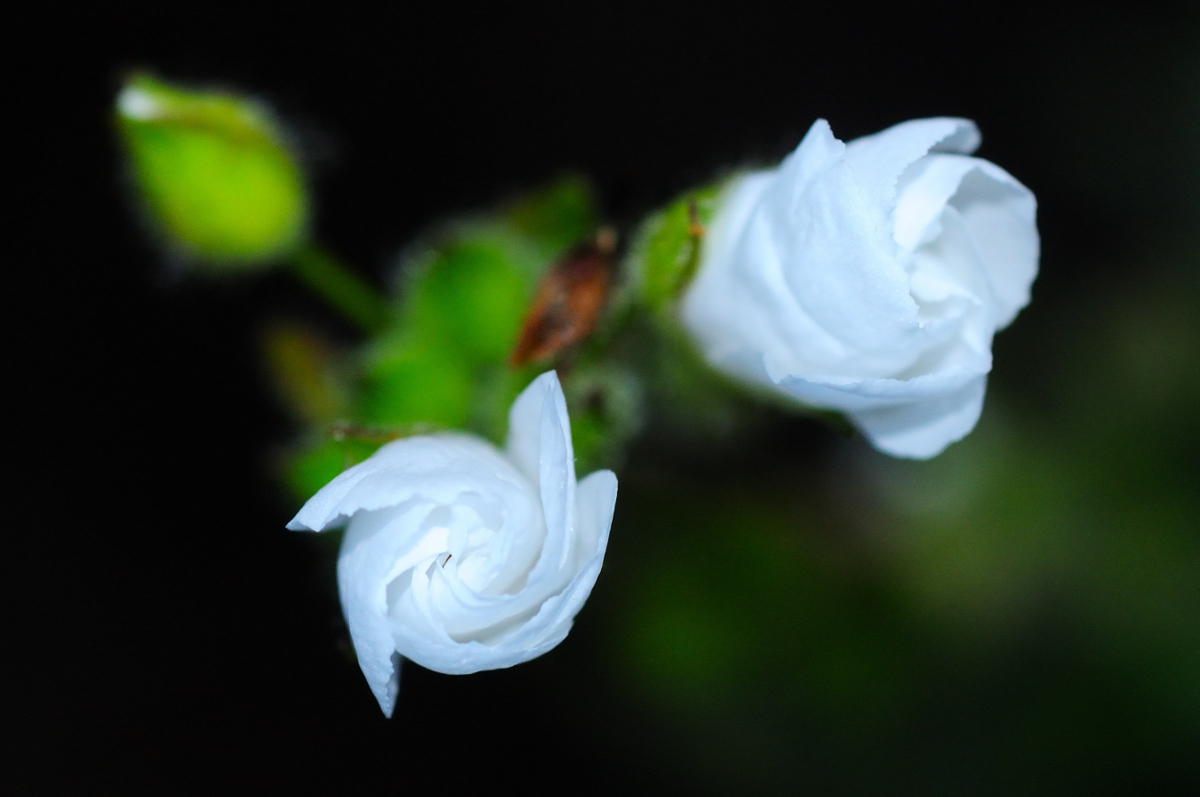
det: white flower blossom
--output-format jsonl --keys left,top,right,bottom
{"left": 288, "top": 371, "right": 617, "bottom": 716}
{"left": 682, "top": 118, "right": 1039, "bottom": 458}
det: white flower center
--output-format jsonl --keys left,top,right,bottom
{"left": 382, "top": 489, "right": 548, "bottom": 644}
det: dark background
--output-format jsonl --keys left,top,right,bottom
{"left": 15, "top": 1, "right": 1200, "bottom": 793}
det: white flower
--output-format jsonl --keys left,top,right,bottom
{"left": 681, "top": 118, "right": 1039, "bottom": 458}
{"left": 288, "top": 371, "right": 618, "bottom": 716}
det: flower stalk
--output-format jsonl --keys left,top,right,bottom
{"left": 286, "top": 244, "right": 390, "bottom": 333}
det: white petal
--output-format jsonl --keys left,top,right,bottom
{"left": 948, "top": 163, "right": 1039, "bottom": 328}
{"left": 764, "top": 152, "right": 920, "bottom": 374}
{"left": 851, "top": 375, "right": 987, "bottom": 458}
{"left": 892, "top": 154, "right": 1037, "bottom": 330}
{"left": 572, "top": 469, "right": 618, "bottom": 566}
{"left": 681, "top": 172, "right": 781, "bottom": 363}
{"left": 693, "top": 120, "right": 928, "bottom": 378}
{"left": 505, "top": 371, "right": 572, "bottom": 487}
{"left": 773, "top": 361, "right": 984, "bottom": 410}
{"left": 844, "top": 117, "right": 980, "bottom": 210}
{"left": 720, "top": 344, "right": 990, "bottom": 457}
{"left": 292, "top": 435, "right": 531, "bottom": 714}
{"left": 417, "top": 469, "right": 616, "bottom": 673}
{"left": 775, "top": 366, "right": 987, "bottom": 458}
{"left": 893, "top": 154, "right": 981, "bottom": 253}
{"left": 286, "top": 434, "right": 526, "bottom": 532}
{"left": 754, "top": 119, "right": 987, "bottom": 377}
{"left": 773, "top": 119, "right": 846, "bottom": 199}
{"left": 337, "top": 507, "right": 433, "bottom": 717}
{"left": 503, "top": 369, "right": 575, "bottom": 577}
{"left": 389, "top": 477, "right": 612, "bottom": 678}
{"left": 535, "top": 372, "right": 575, "bottom": 564}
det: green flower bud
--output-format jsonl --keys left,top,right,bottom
{"left": 116, "top": 73, "right": 307, "bottom": 268}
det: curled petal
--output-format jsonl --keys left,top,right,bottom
{"left": 288, "top": 371, "right": 616, "bottom": 716}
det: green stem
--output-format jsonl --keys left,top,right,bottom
{"left": 287, "top": 244, "right": 389, "bottom": 333}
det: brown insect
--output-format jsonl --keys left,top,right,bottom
{"left": 509, "top": 227, "right": 616, "bottom": 367}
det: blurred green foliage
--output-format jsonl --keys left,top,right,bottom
{"left": 262, "top": 321, "right": 351, "bottom": 425}
{"left": 260, "top": 31, "right": 1200, "bottom": 788}
{"left": 116, "top": 74, "right": 307, "bottom": 266}
{"left": 274, "top": 177, "right": 618, "bottom": 499}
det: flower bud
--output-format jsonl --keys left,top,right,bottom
{"left": 681, "top": 118, "right": 1039, "bottom": 458}
{"left": 115, "top": 73, "right": 307, "bottom": 268}
{"left": 288, "top": 371, "right": 618, "bottom": 716}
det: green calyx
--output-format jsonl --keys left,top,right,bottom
{"left": 627, "top": 182, "right": 724, "bottom": 313}
{"left": 116, "top": 73, "right": 307, "bottom": 268}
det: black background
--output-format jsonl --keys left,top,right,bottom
{"left": 13, "top": 1, "right": 1200, "bottom": 792}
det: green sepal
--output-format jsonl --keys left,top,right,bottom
{"left": 359, "top": 335, "right": 475, "bottom": 429}
{"left": 627, "top": 183, "right": 724, "bottom": 312}
{"left": 404, "top": 230, "right": 542, "bottom": 363}
{"left": 115, "top": 73, "right": 307, "bottom": 268}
